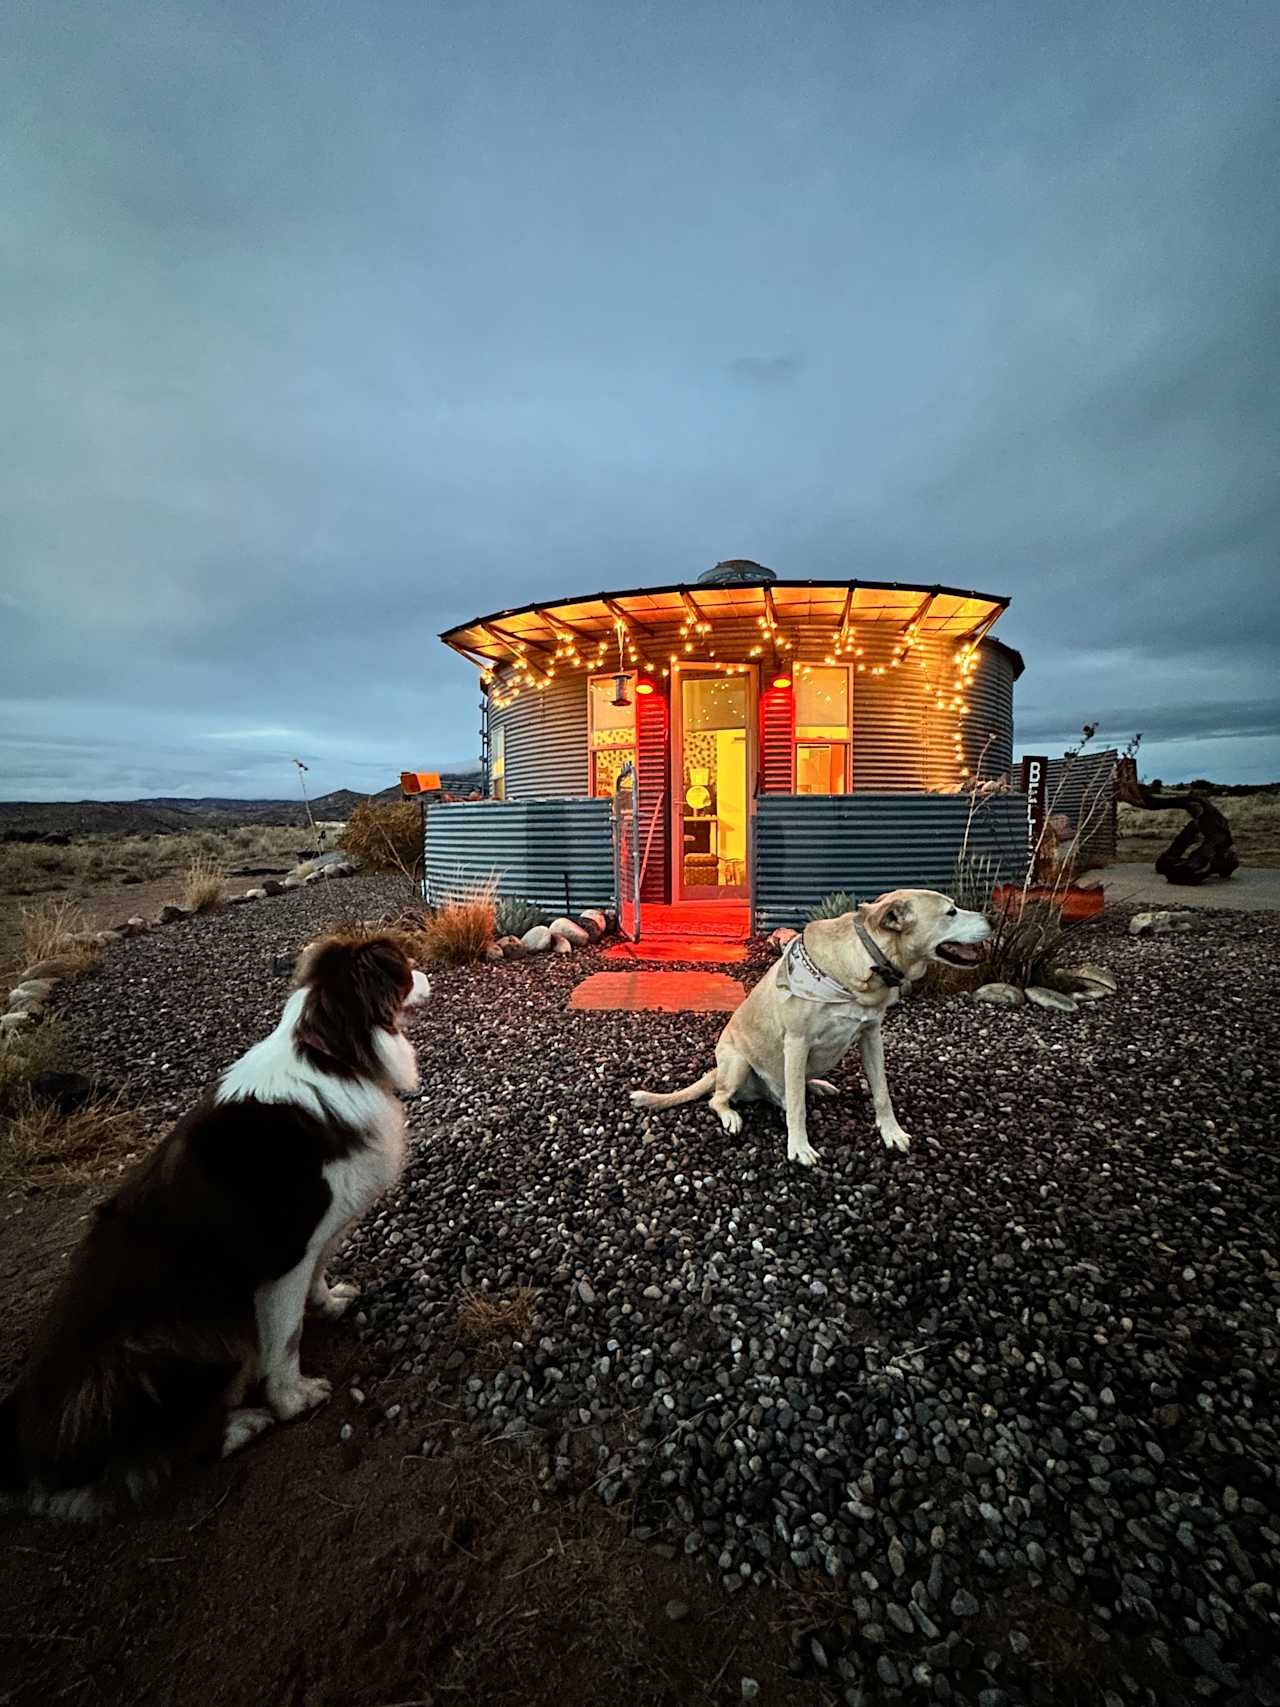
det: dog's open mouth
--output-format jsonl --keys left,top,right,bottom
{"left": 935, "top": 940, "right": 985, "bottom": 967}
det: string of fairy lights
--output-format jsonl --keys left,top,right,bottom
{"left": 478, "top": 599, "right": 985, "bottom": 783}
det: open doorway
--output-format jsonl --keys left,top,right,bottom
{"left": 671, "top": 666, "right": 754, "bottom": 901}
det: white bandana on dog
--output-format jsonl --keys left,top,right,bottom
{"left": 778, "top": 934, "right": 863, "bottom": 1005}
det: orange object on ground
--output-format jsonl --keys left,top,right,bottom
{"left": 568, "top": 971, "right": 746, "bottom": 1013}
{"left": 992, "top": 883, "right": 1105, "bottom": 921}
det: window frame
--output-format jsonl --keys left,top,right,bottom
{"left": 793, "top": 664, "right": 852, "bottom": 795}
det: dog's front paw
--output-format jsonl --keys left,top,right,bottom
{"left": 309, "top": 1281, "right": 360, "bottom": 1319}
{"left": 267, "top": 1375, "right": 332, "bottom": 1421}
{"left": 879, "top": 1125, "right": 912, "bottom": 1153}
{"left": 788, "top": 1139, "right": 822, "bottom": 1168}
{"left": 716, "top": 1106, "right": 743, "bottom": 1134}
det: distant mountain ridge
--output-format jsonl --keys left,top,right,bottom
{"left": 0, "top": 774, "right": 483, "bottom": 838}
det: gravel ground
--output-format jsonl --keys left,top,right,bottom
{"left": 61, "top": 882, "right": 1280, "bottom": 1707}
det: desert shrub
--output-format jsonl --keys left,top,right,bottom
{"left": 19, "top": 898, "right": 97, "bottom": 970}
{"left": 341, "top": 800, "right": 421, "bottom": 874}
{"left": 420, "top": 893, "right": 497, "bottom": 964}
{"left": 980, "top": 897, "right": 1077, "bottom": 990}
{"left": 806, "top": 890, "right": 858, "bottom": 922}
{"left": 181, "top": 855, "right": 225, "bottom": 913}
{"left": 948, "top": 852, "right": 999, "bottom": 913}
{"left": 494, "top": 895, "right": 544, "bottom": 939}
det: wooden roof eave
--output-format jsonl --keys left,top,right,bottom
{"left": 440, "top": 579, "right": 1011, "bottom": 663}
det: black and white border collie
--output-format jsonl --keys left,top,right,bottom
{"left": 0, "top": 931, "right": 429, "bottom": 1519}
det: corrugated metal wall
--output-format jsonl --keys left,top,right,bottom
{"left": 752, "top": 792, "right": 1030, "bottom": 931}
{"left": 486, "top": 631, "right": 1015, "bottom": 800}
{"left": 1044, "top": 749, "right": 1117, "bottom": 863}
{"left": 964, "top": 644, "right": 1015, "bottom": 782}
{"left": 488, "top": 670, "right": 589, "bottom": 798}
{"left": 422, "top": 798, "right": 614, "bottom": 914}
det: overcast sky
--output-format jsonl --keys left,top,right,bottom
{"left": 3, "top": 0, "right": 1277, "bottom": 800}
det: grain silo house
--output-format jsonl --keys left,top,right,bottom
{"left": 431, "top": 562, "right": 1028, "bottom": 933}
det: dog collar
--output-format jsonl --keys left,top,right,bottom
{"left": 853, "top": 921, "right": 907, "bottom": 988}
{"left": 779, "top": 934, "right": 863, "bottom": 1005}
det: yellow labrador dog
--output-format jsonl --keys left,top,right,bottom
{"left": 630, "top": 889, "right": 989, "bottom": 1167}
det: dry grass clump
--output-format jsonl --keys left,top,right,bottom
{"left": 420, "top": 892, "right": 497, "bottom": 964}
{"left": 19, "top": 897, "right": 97, "bottom": 972}
{"left": 181, "top": 854, "right": 225, "bottom": 913}
{"left": 0, "top": 1020, "right": 145, "bottom": 1189}
{"left": 0, "top": 1089, "right": 145, "bottom": 1190}
{"left": 340, "top": 800, "right": 421, "bottom": 875}
{"left": 457, "top": 1286, "right": 541, "bottom": 1363}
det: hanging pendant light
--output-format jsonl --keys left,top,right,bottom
{"left": 610, "top": 619, "right": 631, "bottom": 705}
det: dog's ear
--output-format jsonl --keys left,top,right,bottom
{"left": 295, "top": 934, "right": 415, "bottom": 1075}
{"left": 870, "top": 895, "right": 913, "bottom": 934}
{"left": 347, "top": 937, "right": 415, "bottom": 1028}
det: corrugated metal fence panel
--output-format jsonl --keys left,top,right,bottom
{"left": 1044, "top": 750, "right": 1117, "bottom": 862}
{"left": 753, "top": 793, "right": 1030, "bottom": 931}
{"left": 489, "top": 668, "right": 589, "bottom": 799}
{"left": 423, "top": 798, "right": 614, "bottom": 913}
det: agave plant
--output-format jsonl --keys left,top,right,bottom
{"left": 805, "top": 890, "right": 858, "bottom": 922}
{"left": 494, "top": 894, "right": 545, "bottom": 939}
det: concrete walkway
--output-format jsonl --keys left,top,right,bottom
{"left": 1089, "top": 863, "right": 1280, "bottom": 913}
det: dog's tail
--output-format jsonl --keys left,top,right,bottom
{"left": 629, "top": 1068, "right": 717, "bottom": 1112}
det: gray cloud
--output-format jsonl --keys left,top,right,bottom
{"left": 1, "top": 0, "right": 1277, "bottom": 799}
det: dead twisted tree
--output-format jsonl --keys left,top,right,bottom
{"left": 1114, "top": 757, "right": 1239, "bottom": 885}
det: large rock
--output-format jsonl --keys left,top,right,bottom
{"left": 7, "top": 994, "right": 46, "bottom": 1017}
{"left": 242, "top": 887, "right": 268, "bottom": 901}
{"left": 20, "top": 957, "right": 82, "bottom": 981}
{"left": 553, "top": 934, "right": 574, "bottom": 955}
{"left": 93, "top": 930, "right": 124, "bottom": 948}
{"left": 973, "top": 982, "right": 1024, "bottom": 1007}
{"left": 578, "top": 909, "right": 608, "bottom": 940}
{"left": 1063, "top": 962, "right": 1117, "bottom": 1001}
{"left": 0, "top": 1011, "right": 33, "bottom": 1034}
{"left": 521, "top": 925, "right": 553, "bottom": 953}
{"left": 769, "top": 927, "right": 799, "bottom": 951}
{"left": 483, "top": 943, "right": 505, "bottom": 962}
{"left": 1026, "top": 985, "right": 1079, "bottom": 1013}
{"left": 496, "top": 935, "right": 527, "bottom": 958}
{"left": 158, "top": 904, "right": 192, "bottom": 924}
{"left": 11, "top": 979, "right": 57, "bottom": 1003}
{"left": 260, "top": 878, "right": 286, "bottom": 896}
{"left": 224, "top": 892, "right": 255, "bottom": 906}
{"left": 549, "top": 916, "right": 590, "bottom": 947}
{"left": 282, "top": 874, "right": 306, "bottom": 889}
{"left": 1129, "top": 910, "right": 1194, "bottom": 937}
{"left": 1069, "top": 961, "right": 1117, "bottom": 991}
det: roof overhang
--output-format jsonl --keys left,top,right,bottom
{"left": 440, "top": 578, "right": 1012, "bottom": 670}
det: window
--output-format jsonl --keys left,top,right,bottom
{"left": 490, "top": 722, "right": 506, "bottom": 801}
{"left": 794, "top": 666, "right": 850, "bottom": 794}
{"left": 589, "top": 675, "right": 636, "bottom": 797}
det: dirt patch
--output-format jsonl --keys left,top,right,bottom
{"left": 0, "top": 1190, "right": 804, "bottom": 1707}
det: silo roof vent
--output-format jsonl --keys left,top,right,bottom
{"left": 697, "top": 559, "right": 777, "bottom": 585}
